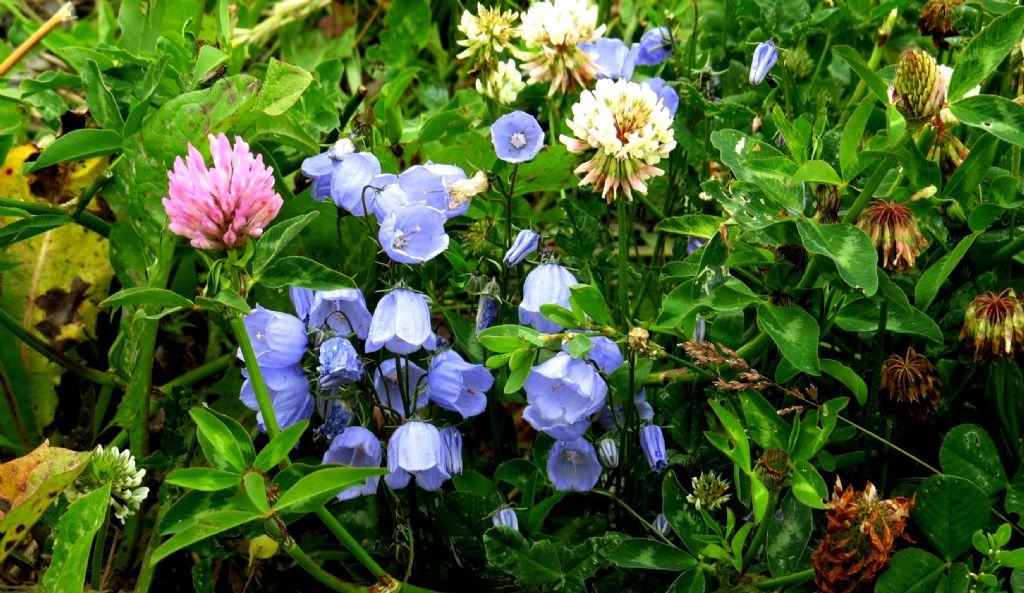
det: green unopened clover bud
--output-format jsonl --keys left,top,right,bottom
{"left": 890, "top": 49, "right": 946, "bottom": 123}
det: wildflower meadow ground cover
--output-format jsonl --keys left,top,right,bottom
{"left": 3, "top": 1, "right": 1024, "bottom": 592}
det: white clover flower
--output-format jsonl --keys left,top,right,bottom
{"left": 559, "top": 79, "right": 677, "bottom": 202}
{"left": 515, "top": 0, "right": 605, "bottom": 95}
{"left": 66, "top": 445, "right": 149, "bottom": 523}
{"left": 476, "top": 59, "right": 526, "bottom": 104}
{"left": 457, "top": 4, "right": 519, "bottom": 68}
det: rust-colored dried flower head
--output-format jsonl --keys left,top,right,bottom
{"left": 918, "top": 0, "right": 964, "bottom": 49}
{"left": 927, "top": 126, "right": 970, "bottom": 177}
{"left": 813, "top": 479, "right": 915, "bottom": 593}
{"left": 755, "top": 449, "right": 790, "bottom": 492}
{"left": 880, "top": 347, "right": 942, "bottom": 419}
{"left": 856, "top": 200, "right": 928, "bottom": 272}
{"left": 961, "top": 289, "right": 1024, "bottom": 361}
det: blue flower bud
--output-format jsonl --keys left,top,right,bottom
{"left": 652, "top": 513, "right": 671, "bottom": 536}
{"left": 313, "top": 401, "right": 353, "bottom": 442}
{"left": 493, "top": 506, "right": 519, "bottom": 531}
{"left": 597, "top": 438, "right": 619, "bottom": 468}
{"left": 317, "top": 337, "right": 363, "bottom": 390}
{"left": 641, "top": 425, "right": 668, "bottom": 472}
{"left": 694, "top": 314, "right": 706, "bottom": 341}
{"left": 635, "top": 27, "right": 673, "bottom": 66}
{"left": 503, "top": 229, "right": 540, "bottom": 267}
{"left": 475, "top": 279, "right": 501, "bottom": 332}
{"left": 441, "top": 426, "right": 463, "bottom": 476}
{"left": 749, "top": 41, "right": 779, "bottom": 86}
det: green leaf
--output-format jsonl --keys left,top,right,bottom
{"left": 666, "top": 569, "right": 705, "bottom": 593}
{"left": 840, "top": 97, "right": 876, "bottom": 181}
{"left": 789, "top": 459, "right": 828, "bottom": 509}
{"left": 819, "top": 359, "right": 868, "bottom": 405}
{"left": 41, "top": 483, "right": 111, "bottom": 593}
{"left": 913, "top": 475, "right": 991, "bottom": 560}
{"left": 477, "top": 325, "right": 543, "bottom": 353}
{"left": 272, "top": 466, "right": 385, "bottom": 513}
{"left": 251, "top": 212, "right": 320, "bottom": 278}
{"left": 791, "top": 160, "right": 841, "bottom": 185}
{"left": 504, "top": 348, "right": 534, "bottom": 394}
{"left": 767, "top": 493, "right": 812, "bottom": 578}
{"left": 190, "top": 408, "right": 247, "bottom": 473}
{"left": 569, "top": 284, "right": 611, "bottom": 326}
{"left": 0, "top": 215, "right": 71, "bottom": 247}
{"left": 165, "top": 468, "right": 241, "bottom": 491}
{"left": 258, "top": 256, "right": 355, "bottom": 290}
{"left": 242, "top": 471, "right": 269, "bottom": 514}
{"left": 833, "top": 45, "right": 889, "bottom": 104}
{"left": 949, "top": 95, "right": 1024, "bottom": 146}
{"left": 81, "top": 59, "right": 124, "bottom": 133}
{"left": 915, "top": 233, "right": 981, "bottom": 310}
{"left": 876, "top": 548, "right": 946, "bottom": 593}
{"left": 756, "top": 304, "right": 820, "bottom": 375}
{"left": 948, "top": 7, "right": 1024, "bottom": 100}
{"left": 605, "top": 539, "right": 696, "bottom": 571}
{"left": 100, "top": 287, "right": 195, "bottom": 310}
{"left": 484, "top": 526, "right": 562, "bottom": 586}
{"left": 657, "top": 215, "right": 726, "bottom": 239}
{"left": 557, "top": 534, "right": 621, "bottom": 592}
{"left": 254, "top": 421, "right": 308, "bottom": 472}
{"left": 151, "top": 510, "right": 260, "bottom": 564}
{"left": 663, "top": 473, "right": 707, "bottom": 556}
{"left": 739, "top": 390, "right": 789, "bottom": 451}
{"left": 795, "top": 219, "right": 878, "bottom": 295}
{"left": 707, "top": 400, "right": 751, "bottom": 471}
{"left": 192, "top": 45, "right": 228, "bottom": 84}
{"left": 26, "top": 129, "right": 122, "bottom": 173}
{"left": 254, "top": 58, "right": 314, "bottom": 116}
{"left": 512, "top": 145, "right": 579, "bottom": 197}
{"left": 939, "top": 424, "right": 1008, "bottom": 497}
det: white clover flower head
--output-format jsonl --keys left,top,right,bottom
{"left": 457, "top": 4, "right": 520, "bottom": 67}
{"left": 559, "top": 78, "right": 677, "bottom": 202}
{"left": 515, "top": 0, "right": 605, "bottom": 95}
{"left": 66, "top": 445, "right": 149, "bottom": 523}
{"left": 685, "top": 470, "right": 732, "bottom": 512}
{"left": 476, "top": 59, "right": 525, "bottom": 104}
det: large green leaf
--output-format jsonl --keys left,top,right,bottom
{"left": 666, "top": 569, "right": 705, "bottom": 593}
{"left": 164, "top": 468, "right": 241, "bottom": 491}
{"left": 605, "top": 539, "right": 696, "bottom": 571}
{"left": 833, "top": 45, "right": 889, "bottom": 104}
{"left": 939, "top": 424, "right": 1008, "bottom": 497}
{"left": 251, "top": 213, "right": 320, "bottom": 279}
{"left": 948, "top": 7, "right": 1024, "bottom": 100}
{"left": 254, "top": 58, "right": 314, "bottom": 116}
{"left": 272, "top": 466, "right": 386, "bottom": 513}
{"left": 795, "top": 219, "right": 878, "bottom": 295}
{"left": 789, "top": 459, "right": 828, "bottom": 509}
{"left": 557, "top": 534, "right": 621, "bottom": 592}
{"left": 767, "top": 493, "right": 812, "bottom": 578}
{"left": 912, "top": 475, "right": 991, "bottom": 560}
{"left": 756, "top": 303, "right": 820, "bottom": 375}
{"left": 254, "top": 421, "right": 308, "bottom": 472}
{"left": 876, "top": 548, "right": 946, "bottom": 593}
{"left": 915, "top": 233, "right": 981, "bottom": 310}
{"left": 26, "top": 129, "right": 123, "bottom": 173}
{"left": 484, "top": 526, "right": 562, "bottom": 586}
{"left": 662, "top": 473, "right": 707, "bottom": 556}
{"left": 151, "top": 510, "right": 260, "bottom": 564}
{"left": 190, "top": 408, "right": 247, "bottom": 473}
{"left": 819, "top": 359, "right": 868, "bottom": 405}
{"left": 949, "top": 95, "right": 1024, "bottom": 146}
{"left": 40, "top": 484, "right": 112, "bottom": 593}
{"left": 657, "top": 215, "right": 726, "bottom": 239}
{"left": 257, "top": 256, "right": 356, "bottom": 290}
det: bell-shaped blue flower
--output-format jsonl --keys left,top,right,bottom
{"left": 367, "top": 181, "right": 407, "bottom": 222}
{"left": 579, "top": 38, "right": 638, "bottom": 80}
{"left": 547, "top": 438, "right": 602, "bottom": 492}
{"left": 317, "top": 337, "right": 363, "bottom": 390}
{"left": 427, "top": 350, "right": 494, "bottom": 419}
{"left": 385, "top": 421, "right": 451, "bottom": 491}
{"left": 397, "top": 163, "right": 469, "bottom": 218}
{"left": 491, "top": 111, "right": 545, "bottom": 164}
{"left": 642, "top": 78, "right": 679, "bottom": 117}
{"left": 522, "top": 352, "right": 607, "bottom": 440}
{"left": 641, "top": 425, "right": 668, "bottom": 472}
{"left": 308, "top": 288, "right": 373, "bottom": 340}
{"left": 519, "top": 263, "right": 578, "bottom": 333}
{"left": 241, "top": 306, "right": 308, "bottom": 368}
{"left": 749, "top": 40, "right": 778, "bottom": 86}
{"left": 289, "top": 287, "right": 316, "bottom": 324}
{"left": 503, "top": 229, "right": 540, "bottom": 267}
{"left": 301, "top": 140, "right": 382, "bottom": 216}
{"left": 373, "top": 358, "right": 428, "bottom": 415}
{"left": 366, "top": 288, "right": 438, "bottom": 354}
{"left": 379, "top": 203, "right": 450, "bottom": 264}
{"left": 441, "top": 426, "right": 463, "bottom": 476}
{"left": 493, "top": 506, "right": 519, "bottom": 530}
{"left": 323, "top": 426, "right": 382, "bottom": 500}
{"left": 564, "top": 336, "right": 623, "bottom": 373}
{"left": 597, "top": 437, "right": 619, "bottom": 468}
{"left": 597, "top": 390, "right": 655, "bottom": 431}
{"left": 635, "top": 27, "right": 673, "bottom": 66}
{"left": 475, "top": 278, "right": 501, "bottom": 332}
{"left": 240, "top": 365, "right": 313, "bottom": 432}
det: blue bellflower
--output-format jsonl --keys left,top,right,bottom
{"left": 308, "top": 288, "right": 373, "bottom": 340}
{"left": 301, "top": 141, "right": 382, "bottom": 216}
{"left": 397, "top": 163, "right": 469, "bottom": 218}
{"left": 493, "top": 506, "right": 519, "bottom": 530}
{"left": 749, "top": 41, "right": 779, "bottom": 86}
{"left": 427, "top": 350, "right": 494, "bottom": 419}
{"left": 547, "top": 438, "right": 602, "bottom": 492}
{"left": 635, "top": 27, "right": 673, "bottom": 66}
{"left": 578, "top": 38, "right": 638, "bottom": 80}
{"left": 519, "top": 263, "right": 578, "bottom": 333}
{"left": 368, "top": 182, "right": 408, "bottom": 222}
{"left": 522, "top": 352, "right": 607, "bottom": 440}
{"left": 597, "top": 390, "right": 655, "bottom": 431}
{"left": 323, "top": 426, "right": 382, "bottom": 500}
{"left": 491, "top": 111, "right": 545, "bottom": 164}
{"left": 642, "top": 78, "right": 680, "bottom": 117}
{"left": 503, "top": 229, "right": 540, "bottom": 267}
{"left": 441, "top": 426, "right": 463, "bottom": 476}
{"left": 289, "top": 287, "right": 316, "bottom": 324}
{"left": 379, "top": 203, "right": 450, "bottom": 264}
{"left": 373, "top": 358, "right": 428, "bottom": 415}
{"left": 241, "top": 306, "right": 308, "bottom": 368}
{"left": 641, "top": 425, "right": 668, "bottom": 472}
{"left": 366, "top": 288, "right": 438, "bottom": 355}
{"left": 581, "top": 336, "right": 624, "bottom": 373}
{"left": 385, "top": 421, "right": 451, "bottom": 491}
{"left": 240, "top": 365, "right": 313, "bottom": 432}
{"left": 317, "top": 337, "right": 364, "bottom": 390}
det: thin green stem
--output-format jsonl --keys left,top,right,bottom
{"left": 617, "top": 198, "right": 631, "bottom": 326}
{"left": 753, "top": 568, "right": 815, "bottom": 589}
{"left": 285, "top": 539, "right": 369, "bottom": 593}
{"left": 591, "top": 489, "right": 673, "bottom": 545}
{"left": 0, "top": 305, "right": 120, "bottom": 387}
{"left": 230, "top": 316, "right": 281, "bottom": 438}
{"left": 92, "top": 384, "right": 114, "bottom": 443}
{"left": 90, "top": 505, "right": 111, "bottom": 591}
{"left": 742, "top": 494, "right": 776, "bottom": 570}
{"left": 314, "top": 508, "right": 387, "bottom": 577}
{"left": 158, "top": 354, "right": 233, "bottom": 393}
{"left": 0, "top": 196, "right": 111, "bottom": 236}
{"left": 842, "top": 154, "right": 896, "bottom": 224}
